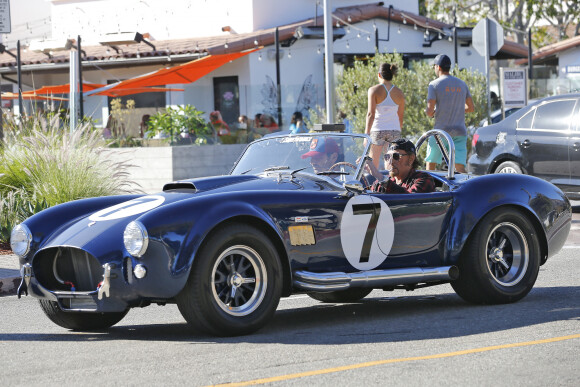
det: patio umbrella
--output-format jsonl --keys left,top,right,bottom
{"left": 1, "top": 92, "right": 68, "bottom": 101}
{"left": 32, "top": 83, "right": 106, "bottom": 95}
{"left": 85, "top": 48, "right": 260, "bottom": 96}
{"left": 91, "top": 86, "right": 185, "bottom": 98}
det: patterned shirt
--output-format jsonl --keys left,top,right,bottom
{"left": 370, "top": 170, "right": 435, "bottom": 194}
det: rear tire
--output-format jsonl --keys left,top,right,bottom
{"left": 176, "top": 223, "right": 282, "bottom": 336}
{"left": 494, "top": 161, "right": 522, "bottom": 174}
{"left": 307, "top": 288, "right": 372, "bottom": 303}
{"left": 451, "top": 208, "right": 540, "bottom": 304}
{"left": 39, "top": 300, "right": 127, "bottom": 330}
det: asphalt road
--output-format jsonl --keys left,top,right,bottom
{"left": 1, "top": 246, "right": 578, "bottom": 385}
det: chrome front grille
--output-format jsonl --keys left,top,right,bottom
{"left": 33, "top": 247, "right": 103, "bottom": 292}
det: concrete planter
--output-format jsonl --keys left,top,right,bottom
{"left": 104, "top": 144, "right": 247, "bottom": 194}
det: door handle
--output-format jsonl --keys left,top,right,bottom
{"left": 522, "top": 139, "right": 531, "bottom": 148}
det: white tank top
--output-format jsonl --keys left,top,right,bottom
{"left": 370, "top": 84, "right": 401, "bottom": 132}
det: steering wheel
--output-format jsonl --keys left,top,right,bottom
{"left": 329, "top": 162, "right": 370, "bottom": 188}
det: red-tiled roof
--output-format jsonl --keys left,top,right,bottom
{"left": 0, "top": 3, "right": 528, "bottom": 70}
{"left": 516, "top": 35, "right": 580, "bottom": 65}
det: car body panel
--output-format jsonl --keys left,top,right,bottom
{"left": 16, "top": 132, "right": 571, "bottom": 318}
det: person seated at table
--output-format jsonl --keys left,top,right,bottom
{"left": 209, "top": 111, "right": 230, "bottom": 136}
{"left": 260, "top": 114, "right": 279, "bottom": 133}
{"left": 364, "top": 138, "right": 435, "bottom": 194}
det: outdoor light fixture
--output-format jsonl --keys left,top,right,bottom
{"left": 0, "top": 43, "right": 17, "bottom": 59}
{"left": 28, "top": 38, "right": 75, "bottom": 53}
{"left": 99, "top": 32, "right": 156, "bottom": 51}
{"left": 293, "top": 26, "right": 346, "bottom": 41}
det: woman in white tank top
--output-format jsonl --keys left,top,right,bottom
{"left": 365, "top": 63, "right": 406, "bottom": 169}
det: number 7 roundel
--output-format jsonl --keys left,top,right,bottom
{"left": 340, "top": 195, "right": 394, "bottom": 270}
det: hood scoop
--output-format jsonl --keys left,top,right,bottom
{"left": 163, "top": 182, "right": 197, "bottom": 192}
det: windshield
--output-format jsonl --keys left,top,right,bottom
{"left": 231, "top": 133, "right": 370, "bottom": 182}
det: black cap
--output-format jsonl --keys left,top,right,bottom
{"left": 432, "top": 54, "right": 451, "bottom": 68}
{"left": 389, "top": 138, "right": 416, "bottom": 154}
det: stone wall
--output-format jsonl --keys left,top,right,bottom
{"left": 105, "top": 144, "right": 247, "bottom": 194}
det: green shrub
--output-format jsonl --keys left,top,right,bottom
{"left": 146, "top": 105, "right": 215, "bottom": 145}
{"left": 0, "top": 115, "right": 139, "bottom": 243}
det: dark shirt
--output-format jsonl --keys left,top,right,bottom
{"left": 370, "top": 169, "right": 435, "bottom": 194}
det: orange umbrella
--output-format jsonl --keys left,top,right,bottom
{"left": 91, "top": 86, "right": 185, "bottom": 97}
{"left": 1, "top": 92, "right": 68, "bottom": 101}
{"left": 33, "top": 83, "right": 106, "bottom": 95}
{"left": 86, "top": 48, "right": 260, "bottom": 96}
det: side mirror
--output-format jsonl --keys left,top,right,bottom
{"left": 343, "top": 180, "right": 364, "bottom": 194}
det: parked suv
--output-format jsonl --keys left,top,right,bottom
{"left": 468, "top": 93, "right": 580, "bottom": 199}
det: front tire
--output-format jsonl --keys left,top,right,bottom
{"left": 451, "top": 208, "right": 541, "bottom": 304}
{"left": 176, "top": 224, "right": 282, "bottom": 336}
{"left": 39, "top": 300, "right": 127, "bottom": 330}
{"left": 307, "top": 288, "right": 372, "bottom": 303}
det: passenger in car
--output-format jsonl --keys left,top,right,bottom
{"left": 364, "top": 139, "right": 435, "bottom": 194}
{"left": 301, "top": 137, "right": 341, "bottom": 174}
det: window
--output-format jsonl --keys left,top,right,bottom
{"left": 517, "top": 109, "right": 534, "bottom": 129}
{"left": 532, "top": 100, "right": 577, "bottom": 131}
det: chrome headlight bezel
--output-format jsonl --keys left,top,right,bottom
{"left": 123, "top": 221, "right": 149, "bottom": 258}
{"left": 10, "top": 224, "right": 32, "bottom": 257}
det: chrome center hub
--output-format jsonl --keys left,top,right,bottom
{"left": 489, "top": 247, "right": 504, "bottom": 261}
{"left": 230, "top": 273, "right": 243, "bottom": 287}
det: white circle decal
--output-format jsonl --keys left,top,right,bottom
{"left": 89, "top": 195, "right": 165, "bottom": 222}
{"left": 340, "top": 195, "right": 394, "bottom": 270}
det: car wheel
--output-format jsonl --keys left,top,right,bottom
{"left": 451, "top": 208, "right": 540, "bottom": 304}
{"left": 494, "top": 161, "right": 522, "bottom": 174}
{"left": 307, "top": 288, "right": 372, "bottom": 303}
{"left": 176, "top": 223, "right": 282, "bottom": 336}
{"left": 38, "top": 300, "right": 127, "bottom": 330}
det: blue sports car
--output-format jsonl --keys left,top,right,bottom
{"left": 11, "top": 128, "right": 571, "bottom": 336}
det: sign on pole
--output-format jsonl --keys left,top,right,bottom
{"left": 472, "top": 18, "right": 505, "bottom": 124}
{"left": 0, "top": 0, "right": 11, "bottom": 34}
{"left": 500, "top": 68, "right": 527, "bottom": 108}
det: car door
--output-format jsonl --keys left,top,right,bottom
{"left": 516, "top": 98, "right": 577, "bottom": 184}
{"left": 368, "top": 191, "right": 454, "bottom": 268}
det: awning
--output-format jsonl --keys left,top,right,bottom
{"left": 86, "top": 48, "right": 260, "bottom": 96}
{"left": 91, "top": 86, "right": 184, "bottom": 98}
{"left": 33, "top": 83, "right": 106, "bottom": 95}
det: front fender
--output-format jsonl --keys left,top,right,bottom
{"left": 136, "top": 191, "right": 285, "bottom": 295}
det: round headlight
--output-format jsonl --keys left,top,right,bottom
{"left": 123, "top": 221, "right": 149, "bottom": 257}
{"left": 11, "top": 224, "right": 32, "bottom": 257}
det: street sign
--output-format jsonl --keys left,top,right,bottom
{"left": 0, "top": 0, "right": 11, "bottom": 34}
{"left": 501, "top": 68, "right": 527, "bottom": 108}
{"left": 473, "top": 18, "right": 504, "bottom": 56}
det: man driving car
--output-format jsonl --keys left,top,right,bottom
{"left": 364, "top": 138, "right": 435, "bottom": 194}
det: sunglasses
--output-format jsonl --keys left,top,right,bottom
{"left": 384, "top": 152, "right": 409, "bottom": 161}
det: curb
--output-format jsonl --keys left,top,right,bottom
{"left": 0, "top": 276, "right": 20, "bottom": 297}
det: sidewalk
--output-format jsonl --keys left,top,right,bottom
{"left": 0, "top": 254, "right": 20, "bottom": 297}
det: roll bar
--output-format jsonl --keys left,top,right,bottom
{"left": 415, "top": 130, "right": 456, "bottom": 180}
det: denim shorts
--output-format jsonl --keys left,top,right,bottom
{"left": 369, "top": 130, "right": 401, "bottom": 146}
{"left": 425, "top": 135, "right": 467, "bottom": 166}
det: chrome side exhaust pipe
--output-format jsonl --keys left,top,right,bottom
{"left": 293, "top": 266, "right": 459, "bottom": 292}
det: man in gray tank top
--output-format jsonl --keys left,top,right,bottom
{"left": 424, "top": 54, "right": 475, "bottom": 173}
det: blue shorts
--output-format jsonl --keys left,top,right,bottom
{"left": 425, "top": 135, "right": 467, "bottom": 166}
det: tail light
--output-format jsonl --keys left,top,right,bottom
{"left": 472, "top": 134, "right": 479, "bottom": 148}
